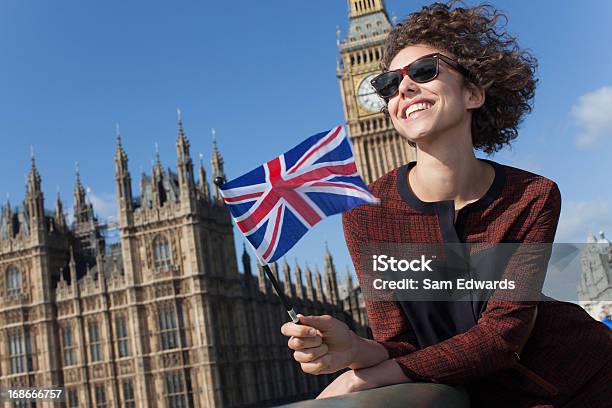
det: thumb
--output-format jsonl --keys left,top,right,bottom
{"left": 298, "top": 315, "right": 336, "bottom": 332}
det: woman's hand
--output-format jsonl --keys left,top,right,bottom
{"left": 317, "top": 359, "right": 412, "bottom": 399}
{"left": 280, "top": 314, "right": 358, "bottom": 375}
{"left": 316, "top": 370, "right": 364, "bottom": 399}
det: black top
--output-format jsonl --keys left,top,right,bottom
{"left": 394, "top": 159, "right": 507, "bottom": 347}
{"left": 397, "top": 158, "right": 506, "bottom": 242}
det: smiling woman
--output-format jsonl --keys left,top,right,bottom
{"left": 378, "top": 1, "right": 537, "bottom": 154}
{"left": 281, "top": 2, "right": 612, "bottom": 407}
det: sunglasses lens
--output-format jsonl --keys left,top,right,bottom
{"left": 371, "top": 72, "right": 402, "bottom": 99}
{"left": 372, "top": 57, "right": 439, "bottom": 98}
{"left": 409, "top": 58, "right": 438, "bottom": 83}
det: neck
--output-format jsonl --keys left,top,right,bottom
{"left": 409, "top": 125, "right": 493, "bottom": 210}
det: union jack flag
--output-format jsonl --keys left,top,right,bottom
{"left": 219, "top": 125, "right": 379, "bottom": 263}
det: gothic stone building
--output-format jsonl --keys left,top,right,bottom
{"left": 579, "top": 231, "right": 612, "bottom": 320}
{"left": 0, "top": 119, "right": 368, "bottom": 408}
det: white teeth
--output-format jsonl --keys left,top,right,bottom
{"left": 405, "top": 102, "right": 433, "bottom": 118}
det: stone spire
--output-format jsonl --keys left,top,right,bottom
{"left": 315, "top": 265, "right": 325, "bottom": 303}
{"left": 54, "top": 191, "right": 66, "bottom": 230}
{"left": 151, "top": 143, "right": 164, "bottom": 208}
{"left": 175, "top": 109, "right": 196, "bottom": 207}
{"left": 25, "top": 148, "right": 45, "bottom": 232}
{"left": 114, "top": 124, "right": 129, "bottom": 173}
{"left": 139, "top": 166, "right": 147, "bottom": 202}
{"left": 114, "top": 124, "right": 133, "bottom": 224}
{"left": 294, "top": 260, "right": 305, "bottom": 299}
{"left": 2, "top": 196, "right": 13, "bottom": 240}
{"left": 324, "top": 243, "right": 340, "bottom": 305}
{"left": 270, "top": 262, "right": 279, "bottom": 283}
{"left": 305, "top": 263, "right": 314, "bottom": 301}
{"left": 283, "top": 258, "right": 293, "bottom": 297}
{"left": 73, "top": 162, "right": 94, "bottom": 225}
{"left": 210, "top": 128, "right": 225, "bottom": 203}
{"left": 3, "top": 195, "right": 10, "bottom": 215}
{"left": 242, "top": 243, "right": 252, "bottom": 276}
{"left": 176, "top": 109, "right": 187, "bottom": 152}
{"left": 153, "top": 143, "right": 163, "bottom": 175}
{"left": 73, "top": 162, "right": 84, "bottom": 204}
{"left": 257, "top": 261, "right": 268, "bottom": 294}
{"left": 197, "top": 153, "right": 211, "bottom": 203}
{"left": 72, "top": 163, "right": 104, "bottom": 263}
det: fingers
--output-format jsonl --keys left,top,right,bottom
{"left": 298, "top": 314, "right": 337, "bottom": 331}
{"left": 299, "top": 353, "right": 333, "bottom": 375}
{"left": 288, "top": 335, "right": 322, "bottom": 350}
{"left": 281, "top": 321, "right": 318, "bottom": 338}
{"left": 293, "top": 343, "right": 329, "bottom": 363}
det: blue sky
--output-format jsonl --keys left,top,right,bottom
{"left": 1, "top": 0, "right": 611, "bottom": 286}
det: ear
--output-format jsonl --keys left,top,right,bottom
{"left": 464, "top": 82, "right": 485, "bottom": 110}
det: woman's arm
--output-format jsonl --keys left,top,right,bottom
{"left": 348, "top": 334, "right": 390, "bottom": 369}
{"left": 353, "top": 359, "right": 412, "bottom": 389}
{"left": 342, "top": 211, "right": 421, "bottom": 362}
{"left": 317, "top": 359, "right": 412, "bottom": 399}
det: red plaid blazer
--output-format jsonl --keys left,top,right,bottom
{"left": 343, "top": 160, "right": 612, "bottom": 407}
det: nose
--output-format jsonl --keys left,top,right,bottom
{"left": 397, "top": 73, "right": 419, "bottom": 99}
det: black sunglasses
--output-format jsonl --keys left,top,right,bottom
{"left": 370, "top": 53, "right": 471, "bottom": 100}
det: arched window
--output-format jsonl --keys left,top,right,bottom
{"left": 153, "top": 235, "right": 172, "bottom": 270}
{"left": 164, "top": 371, "right": 188, "bottom": 407}
{"left": 116, "top": 316, "right": 130, "bottom": 358}
{"left": 7, "top": 266, "right": 21, "bottom": 297}
{"left": 88, "top": 321, "right": 102, "bottom": 362}
{"left": 158, "top": 306, "right": 178, "bottom": 350}
{"left": 9, "top": 329, "right": 32, "bottom": 374}
{"left": 62, "top": 326, "right": 76, "bottom": 366}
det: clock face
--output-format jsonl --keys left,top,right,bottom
{"left": 357, "top": 74, "right": 386, "bottom": 113}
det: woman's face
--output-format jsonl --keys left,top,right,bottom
{"left": 387, "top": 44, "right": 478, "bottom": 146}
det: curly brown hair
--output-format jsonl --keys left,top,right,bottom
{"left": 382, "top": 1, "right": 537, "bottom": 154}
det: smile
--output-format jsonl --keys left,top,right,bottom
{"left": 402, "top": 101, "right": 435, "bottom": 119}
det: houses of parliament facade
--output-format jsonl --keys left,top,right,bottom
{"left": 0, "top": 1, "right": 413, "bottom": 407}
{"left": 0, "top": 122, "right": 370, "bottom": 408}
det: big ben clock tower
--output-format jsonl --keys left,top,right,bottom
{"left": 337, "top": 0, "right": 416, "bottom": 184}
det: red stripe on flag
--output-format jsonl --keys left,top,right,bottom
{"left": 267, "top": 156, "right": 282, "bottom": 182}
{"left": 235, "top": 157, "right": 284, "bottom": 233}
{"left": 262, "top": 205, "right": 283, "bottom": 260}
{"left": 283, "top": 190, "right": 322, "bottom": 227}
{"left": 285, "top": 162, "right": 357, "bottom": 185}
{"left": 236, "top": 191, "right": 280, "bottom": 233}
{"left": 288, "top": 126, "right": 342, "bottom": 174}
{"left": 224, "top": 192, "right": 263, "bottom": 203}
{"left": 309, "top": 181, "right": 365, "bottom": 192}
